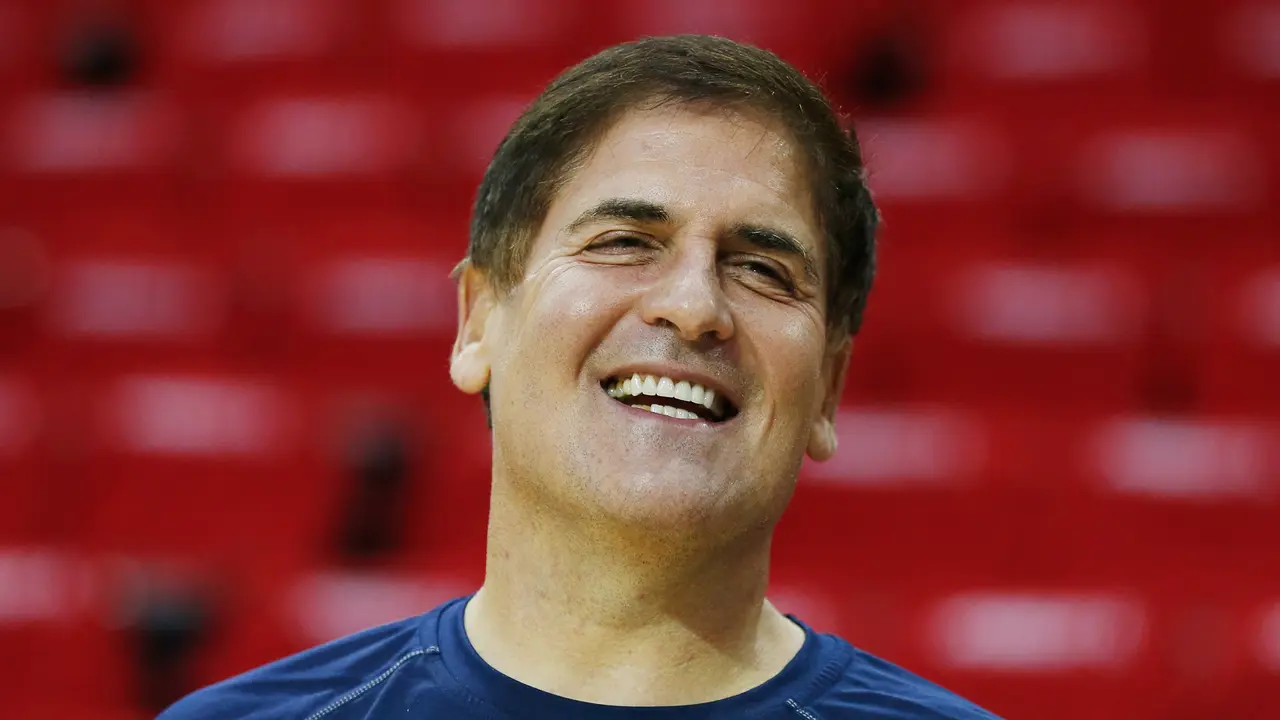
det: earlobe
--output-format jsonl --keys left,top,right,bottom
{"left": 450, "top": 262, "right": 496, "bottom": 395}
{"left": 807, "top": 417, "right": 839, "bottom": 461}
{"left": 806, "top": 336, "right": 853, "bottom": 462}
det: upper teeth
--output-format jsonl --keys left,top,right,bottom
{"left": 607, "top": 373, "right": 722, "bottom": 416}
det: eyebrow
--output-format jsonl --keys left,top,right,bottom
{"left": 566, "top": 197, "right": 820, "bottom": 286}
{"left": 565, "top": 198, "right": 670, "bottom": 234}
{"left": 728, "top": 223, "right": 820, "bottom": 286}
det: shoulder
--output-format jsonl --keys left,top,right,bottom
{"left": 807, "top": 635, "right": 1002, "bottom": 719}
{"left": 156, "top": 604, "right": 449, "bottom": 720}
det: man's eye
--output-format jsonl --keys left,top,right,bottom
{"left": 739, "top": 260, "right": 790, "bottom": 286}
{"left": 589, "top": 235, "right": 649, "bottom": 252}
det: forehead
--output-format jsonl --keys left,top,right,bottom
{"left": 547, "top": 105, "right": 821, "bottom": 247}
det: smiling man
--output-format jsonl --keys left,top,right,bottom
{"left": 160, "top": 36, "right": 999, "bottom": 720}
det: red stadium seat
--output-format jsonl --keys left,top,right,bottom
{"left": 2, "top": 90, "right": 191, "bottom": 224}
{"left": 0, "top": 547, "right": 125, "bottom": 709}
{"left": 1222, "top": 3, "right": 1280, "bottom": 87}
{"left": 0, "top": 375, "right": 42, "bottom": 543}
{"left": 1200, "top": 243, "right": 1280, "bottom": 414}
{"left": 608, "top": 0, "right": 833, "bottom": 73}
{"left": 1016, "top": 411, "right": 1280, "bottom": 610}
{"left": 857, "top": 113, "right": 1017, "bottom": 244}
{"left": 32, "top": 252, "right": 229, "bottom": 376}
{"left": 152, "top": 0, "right": 369, "bottom": 104}
{"left": 765, "top": 582, "right": 845, "bottom": 636}
{"left": 1144, "top": 0, "right": 1280, "bottom": 113}
{"left": 430, "top": 94, "right": 540, "bottom": 186}
{"left": 73, "top": 372, "right": 316, "bottom": 574}
{"left": 281, "top": 372, "right": 492, "bottom": 569}
{"left": 849, "top": 237, "right": 1156, "bottom": 411}
{"left": 1074, "top": 121, "right": 1265, "bottom": 221}
{"left": 913, "top": 588, "right": 1161, "bottom": 720}
{"left": 1245, "top": 599, "right": 1280, "bottom": 713}
{"left": 784, "top": 404, "right": 1023, "bottom": 590}
{"left": 381, "top": 0, "right": 603, "bottom": 103}
{"left": 283, "top": 567, "right": 477, "bottom": 647}
{"left": 0, "top": 1, "right": 36, "bottom": 101}
{"left": 1021, "top": 102, "right": 1271, "bottom": 240}
{"left": 940, "top": 0, "right": 1155, "bottom": 111}
{"left": 210, "top": 89, "right": 426, "bottom": 213}
{"left": 803, "top": 405, "right": 996, "bottom": 490}
{"left": 229, "top": 210, "right": 464, "bottom": 384}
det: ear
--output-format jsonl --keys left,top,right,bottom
{"left": 450, "top": 261, "right": 497, "bottom": 395}
{"left": 806, "top": 335, "right": 853, "bottom": 462}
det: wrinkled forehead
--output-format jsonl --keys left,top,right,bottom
{"left": 595, "top": 101, "right": 811, "bottom": 183}
{"left": 552, "top": 104, "right": 824, "bottom": 249}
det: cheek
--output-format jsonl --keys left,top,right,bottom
{"left": 531, "top": 267, "right": 636, "bottom": 331}
{"left": 757, "top": 312, "right": 828, "bottom": 412}
{"left": 776, "top": 300, "right": 823, "bottom": 352}
{"left": 514, "top": 267, "right": 637, "bottom": 370}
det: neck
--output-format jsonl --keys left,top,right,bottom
{"left": 463, "top": 474, "right": 805, "bottom": 706}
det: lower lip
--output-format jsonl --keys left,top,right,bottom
{"left": 603, "top": 392, "right": 727, "bottom": 429}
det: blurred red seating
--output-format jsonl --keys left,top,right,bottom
{"left": 226, "top": 94, "right": 418, "bottom": 181}
{"left": 293, "top": 251, "right": 458, "bottom": 384}
{"left": 1075, "top": 122, "right": 1265, "bottom": 221}
{"left": 280, "top": 375, "right": 489, "bottom": 568}
{"left": 209, "top": 90, "right": 426, "bottom": 223}
{"left": 1017, "top": 412, "right": 1280, "bottom": 596}
{"left": 1144, "top": 0, "right": 1280, "bottom": 109}
{"left": 304, "top": 255, "right": 455, "bottom": 336}
{"left": 915, "top": 588, "right": 1160, "bottom": 720}
{"left": 765, "top": 581, "right": 844, "bottom": 635}
{"left": 0, "top": 546, "right": 117, "bottom": 708}
{"left": 7, "top": 548, "right": 296, "bottom": 718}
{"left": 857, "top": 114, "right": 1015, "bottom": 241}
{"left": 803, "top": 405, "right": 992, "bottom": 490}
{"left": 283, "top": 567, "right": 476, "bottom": 647}
{"left": 153, "top": 0, "right": 367, "bottom": 102}
{"left": 940, "top": 0, "right": 1153, "bottom": 110}
{"left": 606, "top": 0, "right": 824, "bottom": 72}
{"left": 1085, "top": 415, "right": 1279, "bottom": 505}
{"left": 0, "top": 2, "right": 1273, "bottom": 718}
{"left": 924, "top": 588, "right": 1151, "bottom": 674}
{"left": 784, "top": 404, "right": 1022, "bottom": 589}
{"left": 1216, "top": 1, "right": 1280, "bottom": 132}
{"left": 74, "top": 372, "right": 313, "bottom": 572}
{"left": 431, "top": 94, "right": 537, "bottom": 184}
{"left": 393, "top": 0, "right": 583, "bottom": 52}
{"left": 1223, "top": 3, "right": 1280, "bottom": 85}
{"left": 17, "top": 240, "right": 220, "bottom": 385}
{"left": 852, "top": 240, "right": 1155, "bottom": 410}
{"left": 1251, "top": 600, "right": 1280, "bottom": 703}
{"left": 218, "top": 209, "right": 462, "bottom": 378}
{"left": 1007, "top": 102, "right": 1273, "bottom": 240}
{"left": 383, "top": 0, "right": 597, "bottom": 101}
{"left": 0, "top": 374, "right": 42, "bottom": 543}
{"left": 1201, "top": 245, "right": 1280, "bottom": 414}
{"left": 971, "top": 98, "right": 1272, "bottom": 240}
{"left": 36, "top": 254, "right": 227, "bottom": 372}
{"left": 0, "top": 1, "right": 35, "bottom": 100}
{"left": 2, "top": 90, "right": 190, "bottom": 222}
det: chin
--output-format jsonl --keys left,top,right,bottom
{"left": 583, "top": 468, "right": 778, "bottom": 540}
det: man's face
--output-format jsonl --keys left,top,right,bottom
{"left": 452, "top": 104, "right": 849, "bottom": 540}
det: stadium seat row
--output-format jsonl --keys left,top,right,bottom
{"left": 1, "top": 546, "right": 1278, "bottom": 719}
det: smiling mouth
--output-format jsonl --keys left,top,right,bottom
{"left": 601, "top": 374, "right": 738, "bottom": 423}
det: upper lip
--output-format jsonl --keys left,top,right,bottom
{"left": 600, "top": 363, "right": 742, "bottom": 412}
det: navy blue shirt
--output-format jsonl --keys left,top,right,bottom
{"left": 159, "top": 595, "right": 1000, "bottom": 719}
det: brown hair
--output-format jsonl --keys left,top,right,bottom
{"left": 465, "top": 34, "right": 878, "bottom": 336}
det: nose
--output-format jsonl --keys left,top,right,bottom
{"left": 639, "top": 243, "right": 734, "bottom": 343}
